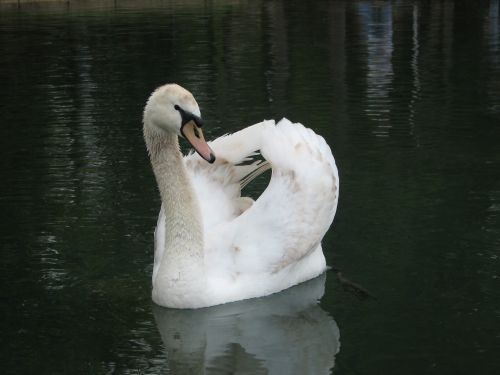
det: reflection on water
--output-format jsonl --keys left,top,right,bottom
{"left": 153, "top": 274, "right": 339, "bottom": 374}
{"left": 358, "top": 1, "right": 394, "bottom": 135}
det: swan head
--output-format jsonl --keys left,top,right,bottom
{"left": 144, "top": 84, "right": 215, "bottom": 163}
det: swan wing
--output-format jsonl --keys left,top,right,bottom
{"left": 207, "top": 119, "right": 339, "bottom": 276}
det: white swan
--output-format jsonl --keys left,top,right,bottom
{"left": 143, "top": 84, "right": 339, "bottom": 308}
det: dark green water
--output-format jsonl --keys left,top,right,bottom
{"left": 1, "top": 0, "right": 499, "bottom": 374}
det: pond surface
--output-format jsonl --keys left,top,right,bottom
{"left": 1, "top": 0, "right": 499, "bottom": 374}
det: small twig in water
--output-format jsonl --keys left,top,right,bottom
{"left": 331, "top": 267, "right": 377, "bottom": 300}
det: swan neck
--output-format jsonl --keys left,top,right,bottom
{"left": 144, "top": 126, "right": 205, "bottom": 291}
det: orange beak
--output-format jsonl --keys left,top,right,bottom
{"left": 181, "top": 120, "right": 216, "bottom": 163}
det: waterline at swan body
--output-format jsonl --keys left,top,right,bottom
{"left": 143, "top": 84, "right": 339, "bottom": 308}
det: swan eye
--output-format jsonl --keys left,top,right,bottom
{"left": 174, "top": 104, "right": 180, "bottom": 110}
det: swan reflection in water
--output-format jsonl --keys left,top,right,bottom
{"left": 153, "top": 273, "right": 340, "bottom": 374}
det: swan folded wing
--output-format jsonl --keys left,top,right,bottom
{"left": 183, "top": 120, "right": 275, "bottom": 231}
{"left": 207, "top": 119, "right": 339, "bottom": 276}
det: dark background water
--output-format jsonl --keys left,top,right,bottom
{"left": 1, "top": 0, "right": 499, "bottom": 374}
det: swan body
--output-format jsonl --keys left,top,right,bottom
{"left": 144, "top": 84, "right": 339, "bottom": 309}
